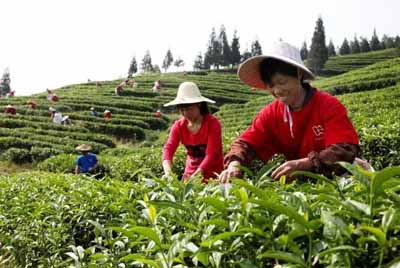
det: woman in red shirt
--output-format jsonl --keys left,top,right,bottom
{"left": 162, "top": 82, "right": 223, "bottom": 183}
{"left": 220, "top": 42, "right": 367, "bottom": 183}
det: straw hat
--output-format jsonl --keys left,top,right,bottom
{"left": 6, "top": 104, "right": 14, "bottom": 108}
{"left": 164, "top": 82, "right": 215, "bottom": 107}
{"left": 238, "top": 41, "right": 315, "bottom": 89}
{"left": 104, "top": 109, "right": 110, "bottom": 114}
{"left": 75, "top": 144, "right": 92, "bottom": 151}
{"left": 90, "top": 107, "right": 95, "bottom": 111}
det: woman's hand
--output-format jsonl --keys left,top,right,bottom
{"left": 271, "top": 158, "right": 312, "bottom": 181}
{"left": 218, "top": 161, "right": 242, "bottom": 184}
{"left": 162, "top": 160, "right": 173, "bottom": 178}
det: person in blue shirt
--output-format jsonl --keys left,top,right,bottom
{"left": 75, "top": 144, "right": 98, "bottom": 174}
{"left": 90, "top": 107, "right": 98, "bottom": 117}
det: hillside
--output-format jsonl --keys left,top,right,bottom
{"left": 321, "top": 47, "right": 400, "bottom": 75}
{"left": 0, "top": 73, "right": 267, "bottom": 164}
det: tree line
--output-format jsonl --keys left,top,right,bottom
{"left": 127, "top": 17, "right": 400, "bottom": 77}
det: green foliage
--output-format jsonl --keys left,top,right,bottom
{"left": 1, "top": 165, "right": 400, "bottom": 267}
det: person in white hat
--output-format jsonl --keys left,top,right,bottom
{"left": 162, "top": 82, "right": 223, "bottom": 183}
{"left": 75, "top": 144, "right": 98, "bottom": 174}
{"left": 220, "top": 41, "right": 363, "bottom": 183}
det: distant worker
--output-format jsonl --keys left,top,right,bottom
{"left": 96, "top": 81, "right": 102, "bottom": 88}
{"left": 90, "top": 107, "right": 98, "bottom": 117}
{"left": 6, "top": 90, "right": 15, "bottom": 98}
{"left": 104, "top": 109, "right": 112, "bottom": 120}
{"left": 154, "top": 109, "right": 162, "bottom": 118}
{"left": 75, "top": 144, "right": 98, "bottom": 175}
{"left": 27, "top": 99, "right": 37, "bottom": 109}
{"left": 152, "top": 80, "right": 161, "bottom": 93}
{"left": 47, "top": 88, "right": 59, "bottom": 102}
{"left": 62, "top": 115, "right": 72, "bottom": 125}
{"left": 129, "top": 78, "right": 137, "bottom": 88}
{"left": 4, "top": 104, "right": 16, "bottom": 115}
{"left": 115, "top": 84, "right": 124, "bottom": 96}
{"left": 49, "top": 107, "right": 63, "bottom": 124}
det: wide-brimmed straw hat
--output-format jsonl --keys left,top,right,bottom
{"left": 75, "top": 144, "right": 92, "bottom": 151}
{"left": 238, "top": 41, "right": 315, "bottom": 89}
{"left": 164, "top": 82, "right": 215, "bottom": 107}
{"left": 6, "top": 104, "right": 14, "bottom": 108}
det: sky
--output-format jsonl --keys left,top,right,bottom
{"left": 0, "top": 0, "right": 399, "bottom": 96}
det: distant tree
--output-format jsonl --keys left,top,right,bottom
{"left": 128, "top": 56, "right": 137, "bottom": 76}
{"left": 141, "top": 50, "right": 153, "bottom": 72}
{"left": 350, "top": 36, "right": 361, "bottom": 54}
{"left": 360, "top": 37, "right": 371, "bottom": 52}
{"left": 300, "top": 41, "right": 308, "bottom": 60}
{"left": 308, "top": 17, "right": 328, "bottom": 74}
{"left": 162, "top": 49, "right": 174, "bottom": 72}
{"left": 153, "top": 64, "right": 161, "bottom": 73}
{"left": 370, "top": 29, "right": 381, "bottom": 51}
{"left": 204, "top": 27, "right": 221, "bottom": 69}
{"left": 0, "top": 68, "right": 11, "bottom": 96}
{"left": 219, "top": 25, "right": 231, "bottom": 67}
{"left": 251, "top": 38, "right": 262, "bottom": 56}
{"left": 241, "top": 47, "right": 252, "bottom": 63}
{"left": 339, "top": 38, "right": 351, "bottom": 55}
{"left": 230, "top": 30, "right": 241, "bottom": 67}
{"left": 327, "top": 40, "right": 336, "bottom": 57}
{"left": 381, "top": 34, "right": 395, "bottom": 49}
{"left": 193, "top": 52, "right": 204, "bottom": 70}
{"left": 174, "top": 58, "right": 185, "bottom": 69}
{"left": 395, "top": 36, "right": 400, "bottom": 48}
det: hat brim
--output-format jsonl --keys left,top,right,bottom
{"left": 75, "top": 145, "right": 92, "bottom": 151}
{"left": 163, "top": 96, "right": 215, "bottom": 107}
{"left": 238, "top": 55, "right": 315, "bottom": 89}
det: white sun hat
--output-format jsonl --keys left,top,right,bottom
{"left": 238, "top": 41, "right": 315, "bottom": 89}
{"left": 163, "top": 82, "right": 215, "bottom": 107}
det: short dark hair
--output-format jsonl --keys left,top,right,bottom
{"left": 259, "top": 58, "right": 298, "bottom": 86}
{"left": 177, "top": 102, "right": 210, "bottom": 115}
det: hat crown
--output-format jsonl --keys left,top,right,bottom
{"left": 176, "top": 82, "right": 202, "bottom": 99}
{"left": 271, "top": 42, "right": 303, "bottom": 65}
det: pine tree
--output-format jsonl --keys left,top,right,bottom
{"left": 219, "top": 25, "right": 231, "bottom": 67}
{"left": 327, "top": 40, "right": 336, "bottom": 57}
{"left": 162, "top": 49, "right": 174, "bottom": 72}
{"left": 360, "top": 37, "right": 371, "bottom": 52}
{"left": 141, "top": 50, "right": 153, "bottom": 72}
{"left": 251, "top": 38, "right": 262, "bottom": 56}
{"left": 395, "top": 36, "right": 400, "bottom": 48}
{"left": 350, "top": 36, "right": 361, "bottom": 54}
{"left": 381, "top": 34, "right": 395, "bottom": 49}
{"left": 339, "top": 38, "right": 351, "bottom": 55}
{"left": 204, "top": 27, "right": 221, "bottom": 69}
{"left": 230, "top": 30, "right": 241, "bottom": 67}
{"left": 370, "top": 29, "right": 381, "bottom": 51}
{"left": 128, "top": 56, "right": 137, "bottom": 77}
{"left": 300, "top": 41, "right": 308, "bottom": 60}
{"left": 308, "top": 17, "right": 328, "bottom": 74}
{"left": 193, "top": 52, "right": 204, "bottom": 70}
{"left": 0, "top": 68, "right": 11, "bottom": 97}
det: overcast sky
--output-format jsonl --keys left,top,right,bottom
{"left": 1, "top": 0, "right": 399, "bottom": 96}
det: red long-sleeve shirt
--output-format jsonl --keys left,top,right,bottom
{"left": 234, "top": 89, "right": 359, "bottom": 162}
{"left": 163, "top": 114, "right": 224, "bottom": 182}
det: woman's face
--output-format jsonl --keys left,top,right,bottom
{"left": 178, "top": 103, "right": 201, "bottom": 121}
{"left": 266, "top": 73, "right": 301, "bottom": 106}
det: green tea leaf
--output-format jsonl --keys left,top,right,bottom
{"left": 258, "top": 250, "right": 306, "bottom": 267}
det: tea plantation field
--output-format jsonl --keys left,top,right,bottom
{"left": 0, "top": 48, "right": 400, "bottom": 267}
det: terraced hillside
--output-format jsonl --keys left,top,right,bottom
{"left": 321, "top": 47, "right": 400, "bottom": 75}
{"left": 0, "top": 73, "right": 266, "bottom": 164}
